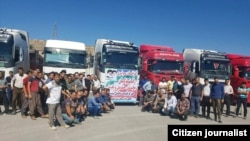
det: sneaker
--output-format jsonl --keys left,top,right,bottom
{"left": 243, "top": 117, "right": 247, "bottom": 120}
{"left": 49, "top": 126, "right": 57, "bottom": 130}
{"left": 21, "top": 115, "right": 27, "bottom": 118}
{"left": 10, "top": 111, "right": 16, "bottom": 115}
{"left": 218, "top": 120, "right": 222, "bottom": 123}
{"left": 61, "top": 125, "right": 70, "bottom": 129}
{"left": 41, "top": 114, "right": 49, "bottom": 118}
{"left": 30, "top": 115, "right": 37, "bottom": 120}
{"left": 206, "top": 116, "right": 212, "bottom": 120}
{"left": 93, "top": 116, "right": 100, "bottom": 119}
{"left": 2, "top": 110, "right": 10, "bottom": 114}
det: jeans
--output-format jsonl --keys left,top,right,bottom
{"left": 162, "top": 106, "right": 175, "bottom": 115}
{"left": 6, "top": 87, "right": 12, "bottom": 106}
{"left": 141, "top": 103, "right": 152, "bottom": 112}
{"left": 62, "top": 113, "right": 74, "bottom": 125}
{"left": 236, "top": 98, "right": 247, "bottom": 117}
{"left": 75, "top": 112, "right": 84, "bottom": 123}
{"left": 0, "top": 91, "right": 9, "bottom": 112}
{"left": 190, "top": 96, "right": 200, "bottom": 115}
{"left": 88, "top": 106, "right": 101, "bottom": 116}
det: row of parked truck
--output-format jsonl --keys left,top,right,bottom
{"left": 0, "top": 28, "right": 249, "bottom": 104}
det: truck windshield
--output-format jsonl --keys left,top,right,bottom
{"left": 44, "top": 48, "right": 87, "bottom": 68}
{"left": 0, "top": 35, "right": 14, "bottom": 67}
{"left": 238, "top": 67, "right": 250, "bottom": 80}
{"left": 148, "top": 60, "right": 183, "bottom": 74}
{"left": 201, "top": 60, "right": 230, "bottom": 75}
{"left": 103, "top": 51, "right": 138, "bottom": 69}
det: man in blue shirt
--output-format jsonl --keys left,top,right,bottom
{"left": 97, "top": 88, "right": 110, "bottom": 112}
{"left": 235, "top": 82, "right": 250, "bottom": 119}
{"left": 88, "top": 91, "right": 102, "bottom": 118}
{"left": 210, "top": 77, "right": 224, "bottom": 123}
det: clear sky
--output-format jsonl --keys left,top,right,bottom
{"left": 1, "top": 0, "right": 250, "bottom": 55}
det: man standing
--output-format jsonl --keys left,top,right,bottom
{"left": 174, "top": 78, "right": 185, "bottom": 100}
{"left": 167, "top": 76, "right": 175, "bottom": 93}
{"left": 201, "top": 78, "right": 211, "bottom": 119}
{"left": 74, "top": 73, "right": 85, "bottom": 92}
{"left": 210, "top": 77, "right": 224, "bottom": 123}
{"left": 43, "top": 73, "right": 69, "bottom": 130}
{"left": 235, "top": 82, "right": 250, "bottom": 119}
{"left": 85, "top": 74, "right": 92, "bottom": 96}
{"left": 28, "top": 71, "right": 48, "bottom": 120}
{"left": 6, "top": 71, "right": 13, "bottom": 108}
{"left": 183, "top": 79, "right": 192, "bottom": 99}
{"left": 92, "top": 75, "right": 101, "bottom": 93}
{"left": 0, "top": 71, "right": 9, "bottom": 114}
{"left": 11, "top": 67, "right": 27, "bottom": 115}
{"left": 22, "top": 70, "right": 33, "bottom": 118}
{"left": 189, "top": 77, "right": 203, "bottom": 118}
{"left": 158, "top": 78, "right": 168, "bottom": 94}
{"left": 221, "top": 79, "right": 234, "bottom": 117}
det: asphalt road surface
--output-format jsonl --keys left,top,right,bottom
{"left": 0, "top": 105, "right": 249, "bottom": 141}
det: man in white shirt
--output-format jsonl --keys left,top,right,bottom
{"left": 162, "top": 92, "right": 177, "bottom": 116}
{"left": 201, "top": 78, "right": 211, "bottom": 119}
{"left": 221, "top": 79, "right": 234, "bottom": 117}
{"left": 92, "top": 75, "right": 101, "bottom": 92}
{"left": 43, "top": 73, "right": 69, "bottom": 130}
{"left": 10, "top": 67, "right": 27, "bottom": 115}
{"left": 158, "top": 78, "right": 167, "bottom": 94}
{"left": 183, "top": 79, "right": 192, "bottom": 99}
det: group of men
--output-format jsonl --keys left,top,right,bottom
{"left": 139, "top": 75, "right": 249, "bottom": 123}
{"left": 0, "top": 67, "right": 115, "bottom": 130}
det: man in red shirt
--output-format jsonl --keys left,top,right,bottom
{"left": 21, "top": 70, "right": 33, "bottom": 118}
{"left": 28, "top": 71, "right": 48, "bottom": 120}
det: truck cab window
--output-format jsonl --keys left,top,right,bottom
{"left": 14, "top": 46, "right": 20, "bottom": 63}
{"left": 195, "top": 62, "right": 199, "bottom": 74}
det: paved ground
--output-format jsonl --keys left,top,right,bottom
{"left": 0, "top": 105, "right": 249, "bottom": 141}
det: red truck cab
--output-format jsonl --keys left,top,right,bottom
{"left": 139, "top": 44, "right": 184, "bottom": 85}
{"left": 227, "top": 53, "right": 250, "bottom": 104}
